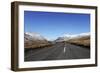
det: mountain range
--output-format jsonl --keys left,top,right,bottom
{"left": 24, "top": 32, "right": 90, "bottom": 48}
{"left": 55, "top": 32, "right": 90, "bottom": 42}
{"left": 24, "top": 32, "right": 51, "bottom": 48}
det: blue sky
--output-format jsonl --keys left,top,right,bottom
{"left": 24, "top": 11, "right": 90, "bottom": 40}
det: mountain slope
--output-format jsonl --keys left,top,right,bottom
{"left": 67, "top": 35, "right": 90, "bottom": 47}
{"left": 55, "top": 32, "right": 90, "bottom": 41}
{"left": 55, "top": 32, "right": 90, "bottom": 47}
{"left": 24, "top": 32, "right": 51, "bottom": 48}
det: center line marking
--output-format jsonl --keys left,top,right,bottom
{"left": 64, "top": 46, "right": 66, "bottom": 53}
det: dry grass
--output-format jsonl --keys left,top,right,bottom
{"left": 67, "top": 36, "right": 90, "bottom": 47}
{"left": 25, "top": 43, "right": 52, "bottom": 49}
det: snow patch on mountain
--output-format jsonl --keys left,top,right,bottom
{"left": 25, "top": 32, "right": 47, "bottom": 41}
{"left": 55, "top": 32, "right": 90, "bottom": 42}
{"left": 63, "top": 32, "right": 90, "bottom": 38}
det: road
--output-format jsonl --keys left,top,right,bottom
{"left": 24, "top": 42, "right": 90, "bottom": 61}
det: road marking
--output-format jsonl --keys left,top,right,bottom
{"left": 64, "top": 46, "right": 66, "bottom": 53}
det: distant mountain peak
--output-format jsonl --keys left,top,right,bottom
{"left": 26, "top": 32, "right": 42, "bottom": 37}
{"left": 55, "top": 32, "right": 90, "bottom": 42}
{"left": 63, "top": 32, "right": 90, "bottom": 38}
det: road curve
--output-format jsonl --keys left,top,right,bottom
{"left": 24, "top": 42, "right": 90, "bottom": 61}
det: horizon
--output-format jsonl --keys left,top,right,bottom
{"left": 24, "top": 11, "right": 90, "bottom": 40}
{"left": 24, "top": 32, "right": 90, "bottom": 41}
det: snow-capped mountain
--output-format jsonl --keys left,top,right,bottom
{"left": 24, "top": 32, "right": 50, "bottom": 48}
{"left": 55, "top": 32, "right": 90, "bottom": 42}
{"left": 25, "top": 32, "right": 47, "bottom": 41}
{"left": 63, "top": 32, "right": 90, "bottom": 38}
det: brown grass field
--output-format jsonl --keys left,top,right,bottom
{"left": 67, "top": 36, "right": 90, "bottom": 48}
{"left": 24, "top": 42, "right": 52, "bottom": 49}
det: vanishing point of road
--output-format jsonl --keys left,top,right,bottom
{"left": 24, "top": 42, "right": 90, "bottom": 61}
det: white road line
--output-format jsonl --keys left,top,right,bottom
{"left": 64, "top": 46, "right": 66, "bottom": 53}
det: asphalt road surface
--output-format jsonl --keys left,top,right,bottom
{"left": 24, "top": 42, "right": 90, "bottom": 61}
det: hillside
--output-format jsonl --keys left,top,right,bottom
{"left": 24, "top": 32, "right": 51, "bottom": 49}
{"left": 55, "top": 32, "right": 90, "bottom": 47}
{"left": 67, "top": 36, "right": 90, "bottom": 47}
